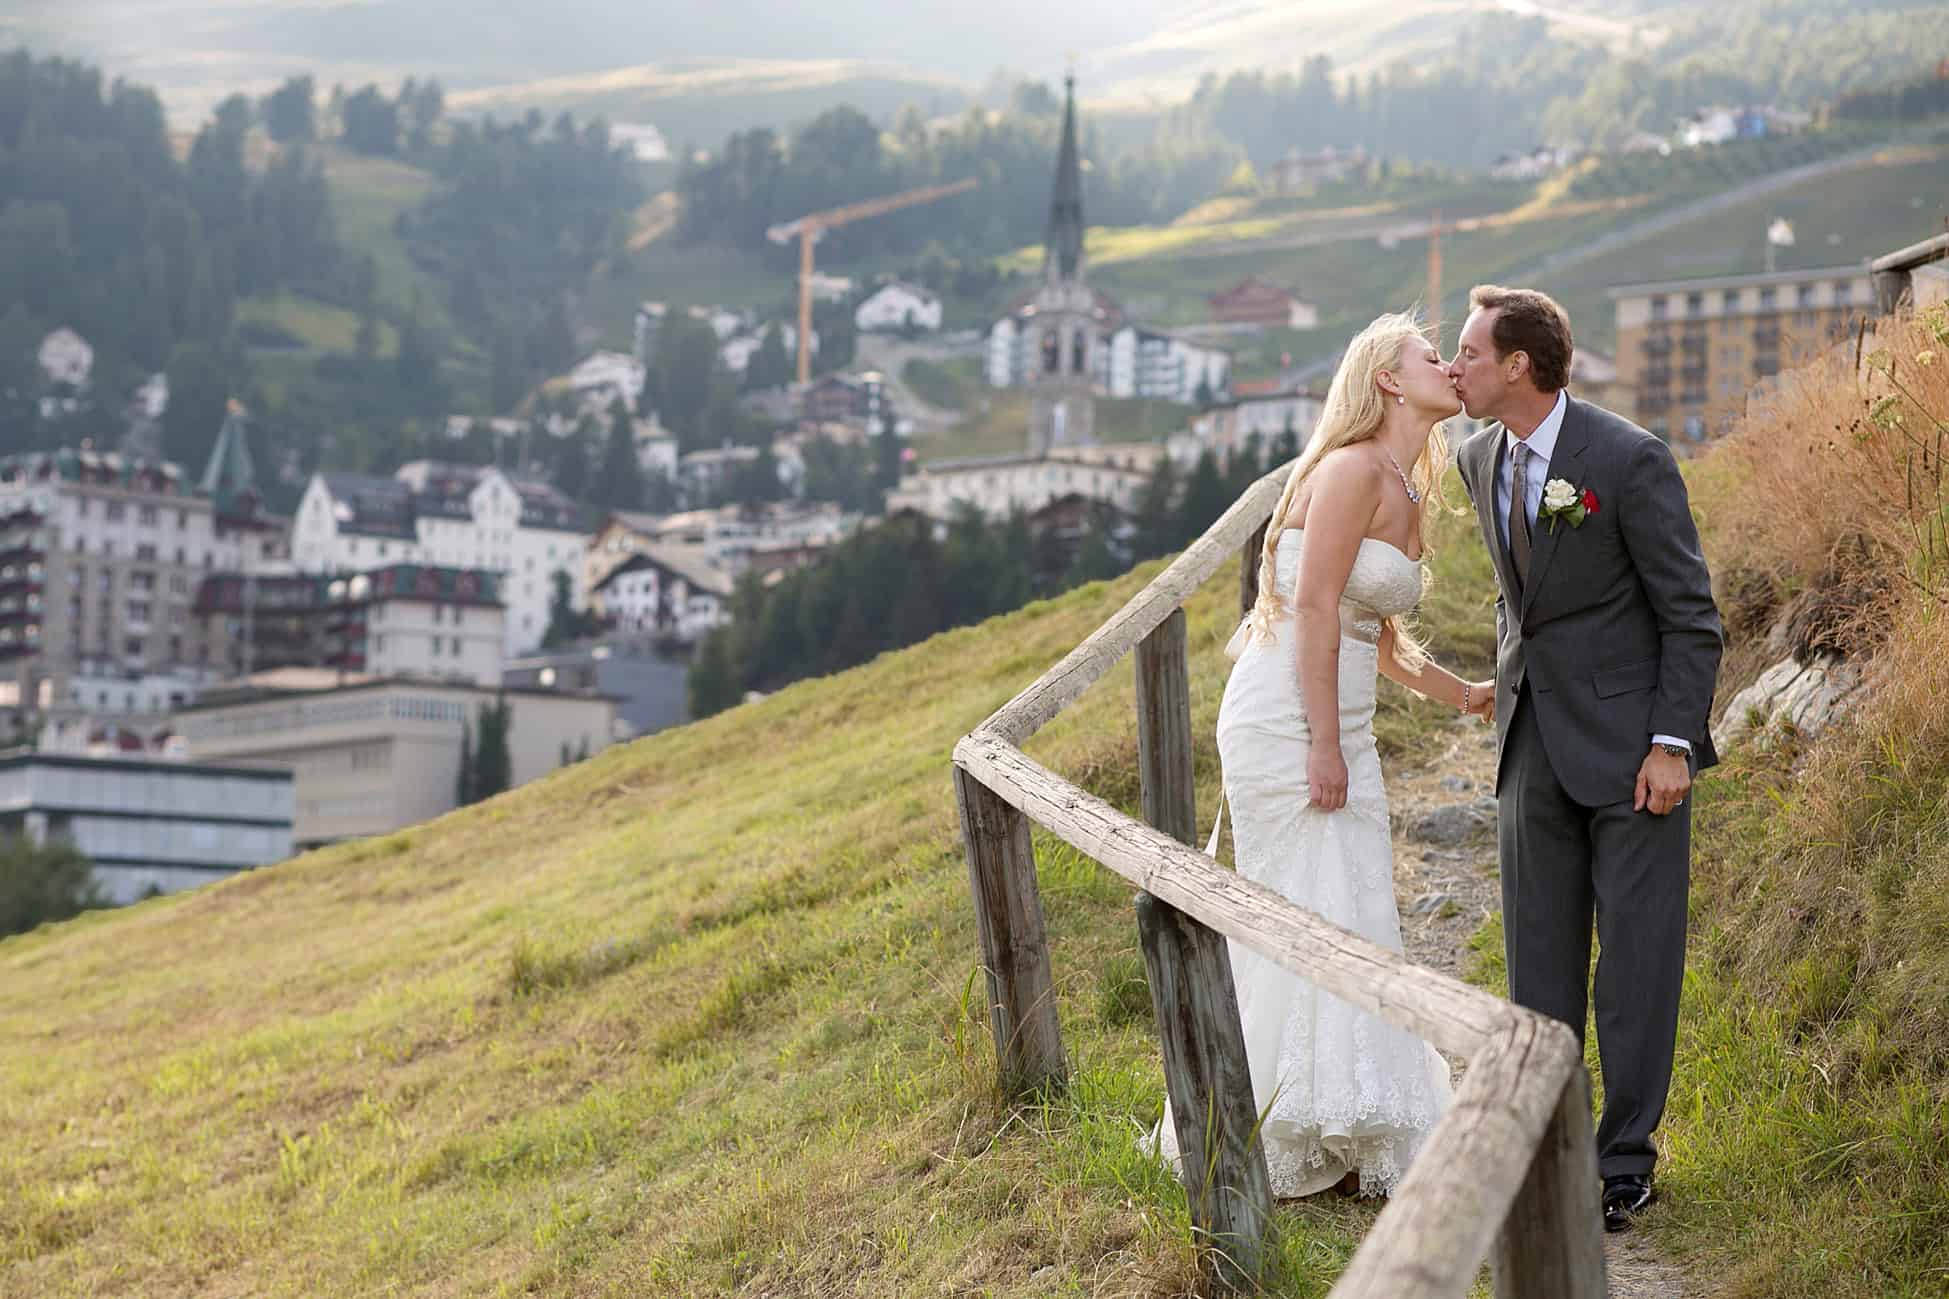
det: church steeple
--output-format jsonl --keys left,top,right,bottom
{"left": 199, "top": 399, "right": 260, "bottom": 521}
{"left": 1026, "top": 71, "right": 1096, "bottom": 457}
{"left": 1043, "top": 72, "right": 1085, "bottom": 285}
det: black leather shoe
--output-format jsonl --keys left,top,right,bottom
{"left": 1601, "top": 1173, "right": 1656, "bottom": 1233}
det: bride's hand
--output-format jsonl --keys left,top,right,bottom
{"left": 1464, "top": 679, "right": 1496, "bottom": 723}
{"left": 1307, "top": 747, "right": 1349, "bottom": 811}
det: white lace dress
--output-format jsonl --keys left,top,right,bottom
{"left": 1157, "top": 528, "right": 1452, "bottom": 1198}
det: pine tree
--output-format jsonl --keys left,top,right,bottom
{"left": 472, "top": 694, "right": 513, "bottom": 799}
{"left": 686, "top": 629, "right": 741, "bottom": 719}
{"left": 1177, "top": 449, "right": 1233, "bottom": 548}
{"left": 1066, "top": 515, "right": 1123, "bottom": 586}
{"left": 456, "top": 722, "right": 475, "bottom": 805}
{"left": 597, "top": 395, "right": 646, "bottom": 510}
{"left": 1133, "top": 457, "right": 1181, "bottom": 561}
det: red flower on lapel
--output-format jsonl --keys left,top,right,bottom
{"left": 1582, "top": 488, "right": 1600, "bottom": 514}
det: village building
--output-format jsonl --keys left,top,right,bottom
{"left": 855, "top": 282, "right": 943, "bottom": 333}
{"left": 1610, "top": 264, "right": 1877, "bottom": 442}
{"left": 0, "top": 406, "right": 282, "bottom": 730}
{"left": 175, "top": 672, "right": 619, "bottom": 849}
{"left": 191, "top": 563, "right": 506, "bottom": 688}
{"left": 1263, "top": 145, "right": 1367, "bottom": 194}
{"left": 0, "top": 750, "right": 294, "bottom": 902}
{"left": 589, "top": 546, "right": 733, "bottom": 645}
{"left": 1206, "top": 277, "right": 1320, "bottom": 330}
{"left": 289, "top": 461, "right": 589, "bottom": 658}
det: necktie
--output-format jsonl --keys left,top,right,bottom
{"left": 1509, "top": 441, "right": 1533, "bottom": 588}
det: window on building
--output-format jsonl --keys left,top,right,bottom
{"left": 177, "top": 509, "right": 189, "bottom": 529}
{"left": 1834, "top": 280, "right": 1853, "bottom": 304}
{"left": 1649, "top": 296, "right": 1668, "bottom": 321}
{"left": 138, "top": 505, "right": 158, "bottom": 526}
{"left": 1685, "top": 293, "right": 1703, "bottom": 317}
{"left": 106, "top": 503, "right": 125, "bottom": 522}
{"left": 136, "top": 543, "right": 157, "bottom": 561}
{"left": 125, "top": 636, "right": 143, "bottom": 658}
{"left": 1758, "top": 287, "right": 1777, "bottom": 309}
{"left": 1797, "top": 283, "right": 1816, "bottom": 307}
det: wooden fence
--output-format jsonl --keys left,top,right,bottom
{"left": 950, "top": 466, "right": 1606, "bottom": 1297}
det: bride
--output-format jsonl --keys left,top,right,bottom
{"left": 1157, "top": 312, "right": 1494, "bottom": 1199}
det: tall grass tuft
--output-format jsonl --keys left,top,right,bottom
{"left": 1666, "top": 300, "right": 1949, "bottom": 1297}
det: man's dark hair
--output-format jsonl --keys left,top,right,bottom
{"left": 1468, "top": 285, "right": 1574, "bottom": 392}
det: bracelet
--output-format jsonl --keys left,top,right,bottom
{"left": 1461, "top": 682, "right": 1471, "bottom": 714}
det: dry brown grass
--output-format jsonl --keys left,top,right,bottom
{"left": 1705, "top": 306, "right": 1949, "bottom": 665}
{"left": 1656, "top": 302, "right": 1949, "bottom": 1297}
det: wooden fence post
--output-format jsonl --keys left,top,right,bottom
{"left": 953, "top": 765, "right": 1066, "bottom": 1097}
{"left": 1134, "top": 608, "right": 1273, "bottom": 1290}
{"left": 1491, "top": 1064, "right": 1607, "bottom": 1299}
{"left": 1239, "top": 519, "right": 1269, "bottom": 622}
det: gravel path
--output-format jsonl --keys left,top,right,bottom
{"left": 1387, "top": 716, "right": 1694, "bottom": 1298}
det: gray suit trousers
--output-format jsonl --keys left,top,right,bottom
{"left": 1499, "top": 685, "right": 1690, "bottom": 1179}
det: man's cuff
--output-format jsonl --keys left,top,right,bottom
{"left": 1651, "top": 734, "right": 1691, "bottom": 753}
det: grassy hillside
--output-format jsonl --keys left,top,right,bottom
{"left": 0, "top": 493, "right": 1492, "bottom": 1297}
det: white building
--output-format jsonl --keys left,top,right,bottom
{"left": 718, "top": 323, "right": 812, "bottom": 376}
{"left": 635, "top": 419, "right": 678, "bottom": 479}
{"left": 986, "top": 312, "right": 1229, "bottom": 407}
{"left": 37, "top": 328, "right": 93, "bottom": 388}
{"left": 590, "top": 545, "right": 733, "bottom": 644}
{"left": 885, "top": 449, "right": 1153, "bottom": 524}
{"left": 583, "top": 502, "right": 852, "bottom": 595}
{"left": 1188, "top": 388, "right": 1326, "bottom": 463}
{"left": 564, "top": 351, "right": 646, "bottom": 413}
{"left": 0, "top": 751, "right": 293, "bottom": 902}
{"left": 289, "top": 463, "right": 589, "bottom": 658}
{"left": 1101, "top": 325, "right": 1232, "bottom": 405}
{"left": 855, "top": 282, "right": 943, "bottom": 334}
{"left": 176, "top": 673, "right": 619, "bottom": 848}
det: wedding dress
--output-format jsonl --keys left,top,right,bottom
{"left": 1156, "top": 528, "right": 1452, "bottom": 1198}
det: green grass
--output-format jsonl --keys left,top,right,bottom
{"left": 235, "top": 292, "right": 398, "bottom": 358}
{"left": 0, "top": 501, "right": 1496, "bottom": 1297}
{"left": 900, "top": 355, "right": 983, "bottom": 411}
{"left": 321, "top": 150, "right": 448, "bottom": 314}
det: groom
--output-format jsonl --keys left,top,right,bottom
{"left": 1448, "top": 286, "right": 1722, "bottom": 1233}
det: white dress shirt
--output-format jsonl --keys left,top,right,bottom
{"left": 1497, "top": 390, "right": 1690, "bottom": 756}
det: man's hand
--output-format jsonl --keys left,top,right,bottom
{"left": 1464, "top": 679, "right": 1496, "bottom": 724}
{"left": 1634, "top": 748, "right": 1691, "bottom": 815}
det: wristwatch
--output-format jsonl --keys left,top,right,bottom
{"left": 1656, "top": 743, "right": 1688, "bottom": 758}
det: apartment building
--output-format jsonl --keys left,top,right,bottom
{"left": 193, "top": 563, "right": 507, "bottom": 687}
{"left": 289, "top": 462, "right": 590, "bottom": 657}
{"left": 1610, "top": 265, "right": 1876, "bottom": 443}
{"left": 176, "top": 673, "right": 618, "bottom": 847}
{"left": 0, "top": 412, "right": 281, "bottom": 720}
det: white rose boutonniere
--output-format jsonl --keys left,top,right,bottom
{"left": 1538, "top": 477, "right": 1598, "bottom": 532}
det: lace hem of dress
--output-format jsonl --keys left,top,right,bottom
{"left": 1151, "top": 1075, "right": 1445, "bottom": 1199}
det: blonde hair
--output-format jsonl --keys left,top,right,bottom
{"left": 1248, "top": 310, "right": 1451, "bottom": 667}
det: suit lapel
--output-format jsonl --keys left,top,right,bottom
{"left": 1519, "top": 396, "right": 1591, "bottom": 621}
{"left": 1472, "top": 427, "right": 1519, "bottom": 602}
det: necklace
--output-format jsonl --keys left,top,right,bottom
{"left": 1382, "top": 447, "right": 1422, "bottom": 503}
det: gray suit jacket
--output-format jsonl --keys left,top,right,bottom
{"left": 1456, "top": 396, "right": 1723, "bottom": 805}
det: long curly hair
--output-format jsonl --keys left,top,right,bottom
{"left": 1246, "top": 310, "right": 1451, "bottom": 668}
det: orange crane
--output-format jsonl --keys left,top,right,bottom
{"left": 766, "top": 177, "right": 980, "bottom": 385}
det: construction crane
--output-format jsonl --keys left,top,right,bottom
{"left": 766, "top": 177, "right": 979, "bottom": 385}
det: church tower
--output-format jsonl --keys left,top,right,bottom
{"left": 1028, "top": 73, "right": 1096, "bottom": 456}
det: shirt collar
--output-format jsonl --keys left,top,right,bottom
{"left": 1504, "top": 389, "right": 1568, "bottom": 465}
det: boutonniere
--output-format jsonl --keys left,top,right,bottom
{"left": 1540, "top": 478, "right": 1599, "bottom": 532}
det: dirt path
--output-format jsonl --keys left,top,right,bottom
{"left": 1388, "top": 716, "right": 1695, "bottom": 1298}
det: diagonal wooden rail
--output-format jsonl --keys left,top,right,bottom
{"left": 951, "top": 465, "right": 1605, "bottom": 1297}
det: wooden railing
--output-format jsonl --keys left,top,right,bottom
{"left": 951, "top": 466, "right": 1606, "bottom": 1297}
